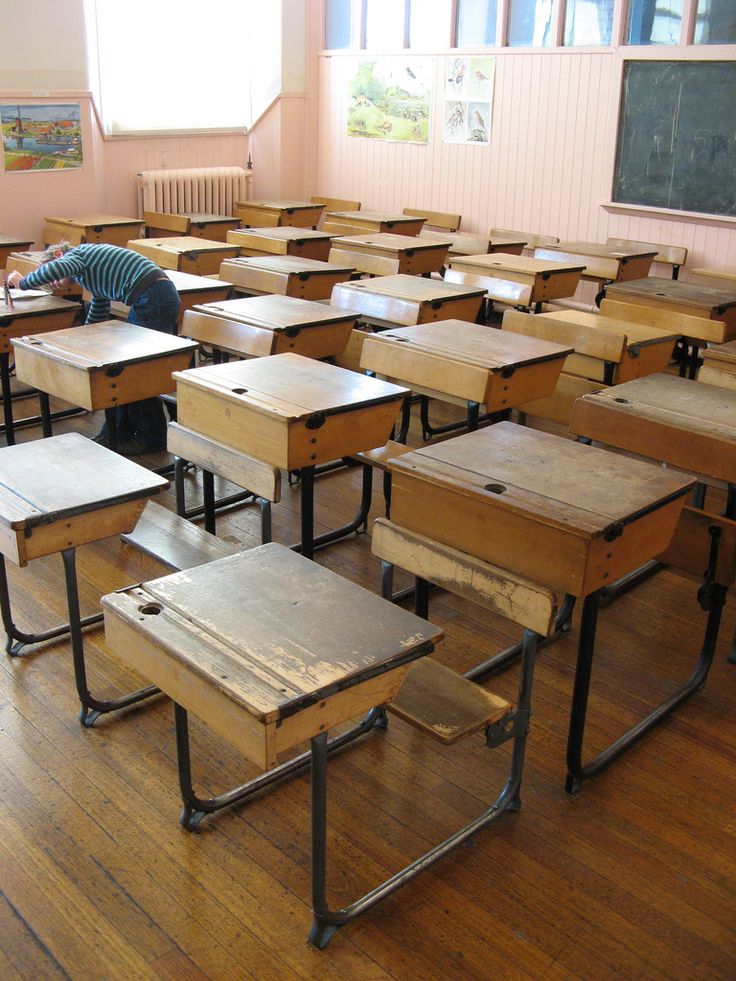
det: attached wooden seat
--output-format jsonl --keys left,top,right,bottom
{"left": 167, "top": 422, "right": 280, "bottom": 539}
{"left": 403, "top": 207, "right": 461, "bottom": 232}
{"left": 388, "top": 657, "right": 511, "bottom": 744}
{"left": 354, "top": 439, "right": 414, "bottom": 472}
{"left": 143, "top": 210, "right": 191, "bottom": 237}
{"left": 310, "top": 195, "right": 361, "bottom": 212}
{"left": 122, "top": 500, "right": 242, "bottom": 572}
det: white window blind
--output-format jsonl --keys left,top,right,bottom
{"left": 88, "top": 0, "right": 279, "bottom": 135}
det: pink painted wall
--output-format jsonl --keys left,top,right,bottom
{"left": 0, "top": 93, "right": 249, "bottom": 248}
{"left": 312, "top": 47, "right": 736, "bottom": 272}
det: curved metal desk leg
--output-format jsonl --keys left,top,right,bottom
{"left": 308, "top": 628, "right": 540, "bottom": 948}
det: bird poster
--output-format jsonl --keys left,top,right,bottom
{"left": 348, "top": 60, "right": 431, "bottom": 143}
{"left": 1, "top": 103, "right": 83, "bottom": 171}
{"left": 443, "top": 57, "right": 494, "bottom": 145}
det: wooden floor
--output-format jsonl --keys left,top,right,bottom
{"left": 1, "top": 399, "right": 736, "bottom": 980}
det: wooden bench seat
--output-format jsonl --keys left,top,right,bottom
{"left": 388, "top": 657, "right": 511, "bottom": 744}
{"left": 354, "top": 439, "right": 414, "bottom": 471}
{"left": 122, "top": 500, "right": 242, "bottom": 572}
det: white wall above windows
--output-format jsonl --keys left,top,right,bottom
{"left": 85, "top": 0, "right": 285, "bottom": 136}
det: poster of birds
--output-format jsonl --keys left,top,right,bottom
{"left": 348, "top": 60, "right": 431, "bottom": 143}
{"left": 443, "top": 57, "right": 494, "bottom": 145}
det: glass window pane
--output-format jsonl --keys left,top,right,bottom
{"left": 457, "top": 0, "right": 498, "bottom": 47}
{"left": 694, "top": 0, "right": 736, "bottom": 44}
{"left": 626, "top": 0, "right": 682, "bottom": 44}
{"left": 564, "top": 0, "right": 614, "bottom": 46}
{"left": 325, "top": 0, "right": 354, "bottom": 49}
{"left": 365, "top": 0, "right": 406, "bottom": 49}
{"left": 508, "top": 0, "right": 554, "bottom": 47}
{"left": 409, "top": 0, "right": 452, "bottom": 48}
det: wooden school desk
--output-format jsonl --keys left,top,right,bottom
{"left": 226, "top": 227, "right": 334, "bottom": 262}
{"left": 0, "top": 432, "right": 168, "bottom": 725}
{"left": 174, "top": 353, "right": 408, "bottom": 558}
{"left": 4, "top": 250, "right": 83, "bottom": 299}
{"left": 501, "top": 308, "right": 677, "bottom": 425}
{"left": 233, "top": 199, "right": 324, "bottom": 228}
{"left": 43, "top": 214, "right": 143, "bottom": 247}
{"left": 606, "top": 237, "right": 688, "bottom": 280}
{"left": 322, "top": 211, "right": 426, "bottom": 237}
{"left": 127, "top": 236, "right": 240, "bottom": 276}
{"left": 330, "top": 273, "right": 486, "bottom": 329}
{"left": 181, "top": 295, "right": 358, "bottom": 360}
{"left": 446, "top": 253, "right": 585, "bottom": 312}
{"left": 570, "top": 372, "right": 736, "bottom": 661}
{"left": 0, "top": 292, "right": 81, "bottom": 444}
{"left": 688, "top": 266, "right": 736, "bottom": 288}
{"left": 418, "top": 230, "right": 526, "bottom": 258}
{"left": 387, "top": 422, "right": 695, "bottom": 791}
{"left": 219, "top": 255, "right": 354, "bottom": 301}
{"left": 360, "top": 319, "right": 571, "bottom": 439}
{"left": 328, "top": 232, "right": 450, "bottom": 277}
{"left": 534, "top": 241, "right": 656, "bottom": 288}
{"left": 142, "top": 211, "right": 240, "bottom": 241}
{"left": 102, "top": 543, "right": 442, "bottom": 946}
{"left": 490, "top": 228, "right": 559, "bottom": 251}
{"left": 603, "top": 278, "right": 736, "bottom": 377}
{"left": 699, "top": 339, "right": 736, "bottom": 390}
{"left": 0, "top": 234, "right": 33, "bottom": 269}
{"left": 12, "top": 321, "right": 197, "bottom": 450}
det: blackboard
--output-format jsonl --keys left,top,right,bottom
{"left": 613, "top": 61, "right": 736, "bottom": 217}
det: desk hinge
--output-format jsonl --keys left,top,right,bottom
{"left": 485, "top": 708, "right": 531, "bottom": 748}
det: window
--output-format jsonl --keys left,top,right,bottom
{"left": 409, "top": 0, "right": 452, "bottom": 49}
{"left": 626, "top": 0, "right": 682, "bottom": 44}
{"left": 507, "top": 0, "right": 554, "bottom": 46}
{"left": 694, "top": 0, "right": 736, "bottom": 44}
{"left": 457, "top": 0, "right": 498, "bottom": 47}
{"left": 87, "top": 0, "right": 274, "bottom": 135}
{"left": 365, "top": 0, "right": 406, "bottom": 49}
{"left": 326, "top": 0, "right": 356, "bottom": 49}
{"left": 564, "top": 0, "right": 614, "bottom": 45}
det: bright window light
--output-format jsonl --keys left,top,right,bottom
{"left": 87, "top": 0, "right": 275, "bottom": 135}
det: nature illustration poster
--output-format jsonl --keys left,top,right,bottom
{"left": 1, "top": 103, "right": 83, "bottom": 171}
{"left": 348, "top": 60, "right": 431, "bottom": 143}
{"left": 443, "top": 57, "right": 495, "bottom": 145}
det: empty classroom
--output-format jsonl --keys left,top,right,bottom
{"left": 1, "top": 2, "right": 735, "bottom": 979}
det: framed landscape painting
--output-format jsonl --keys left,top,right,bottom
{"left": 1, "top": 103, "right": 83, "bottom": 172}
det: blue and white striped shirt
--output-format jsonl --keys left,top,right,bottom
{"left": 19, "top": 244, "right": 161, "bottom": 324}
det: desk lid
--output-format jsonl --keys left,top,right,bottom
{"left": 0, "top": 235, "right": 34, "bottom": 248}
{"left": 332, "top": 233, "right": 451, "bottom": 253}
{"left": 1, "top": 294, "right": 81, "bottom": 320}
{"left": 129, "top": 236, "right": 238, "bottom": 255}
{"left": 221, "top": 255, "right": 354, "bottom": 276}
{"left": 240, "top": 199, "right": 321, "bottom": 211}
{"left": 102, "top": 543, "right": 440, "bottom": 723}
{"left": 12, "top": 321, "right": 197, "bottom": 368}
{"left": 326, "top": 211, "right": 421, "bottom": 222}
{"left": 543, "top": 241, "right": 658, "bottom": 260}
{"left": 451, "top": 253, "right": 586, "bottom": 275}
{"left": 334, "top": 273, "right": 486, "bottom": 302}
{"left": 46, "top": 214, "right": 141, "bottom": 228}
{"left": 175, "top": 352, "right": 408, "bottom": 420}
{"left": 228, "top": 227, "right": 334, "bottom": 244}
{"left": 389, "top": 422, "right": 693, "bottom": 539}
{"left": 193, "top": 295, "right": 358, "bottom": 329}
{"left": 164, "top": 270, "right": 234, "bottom": 292}
{"left": 364, "top": 320, "right": 572, "bottom": 370}
{"left": 0, "top": 432, "right": 167, "bottom": 529}
{"left": 606, "top": 277, "right": 736, "bottom": 312}
{"left": 182, "top": 213, "right": 239, "bottom": 224}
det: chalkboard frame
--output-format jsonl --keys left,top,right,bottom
{"left": 613, "top": 60, "right": 736, "bottom": 219}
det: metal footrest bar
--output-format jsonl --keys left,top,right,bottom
{"left": 173, "top": 456, "right": 259, "bottom": 527}
{"left": 174, "top": 703, "right": 389, "bottom": 832}
{"left": 308, "top": 627, "right": 540, "bottom": 948}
